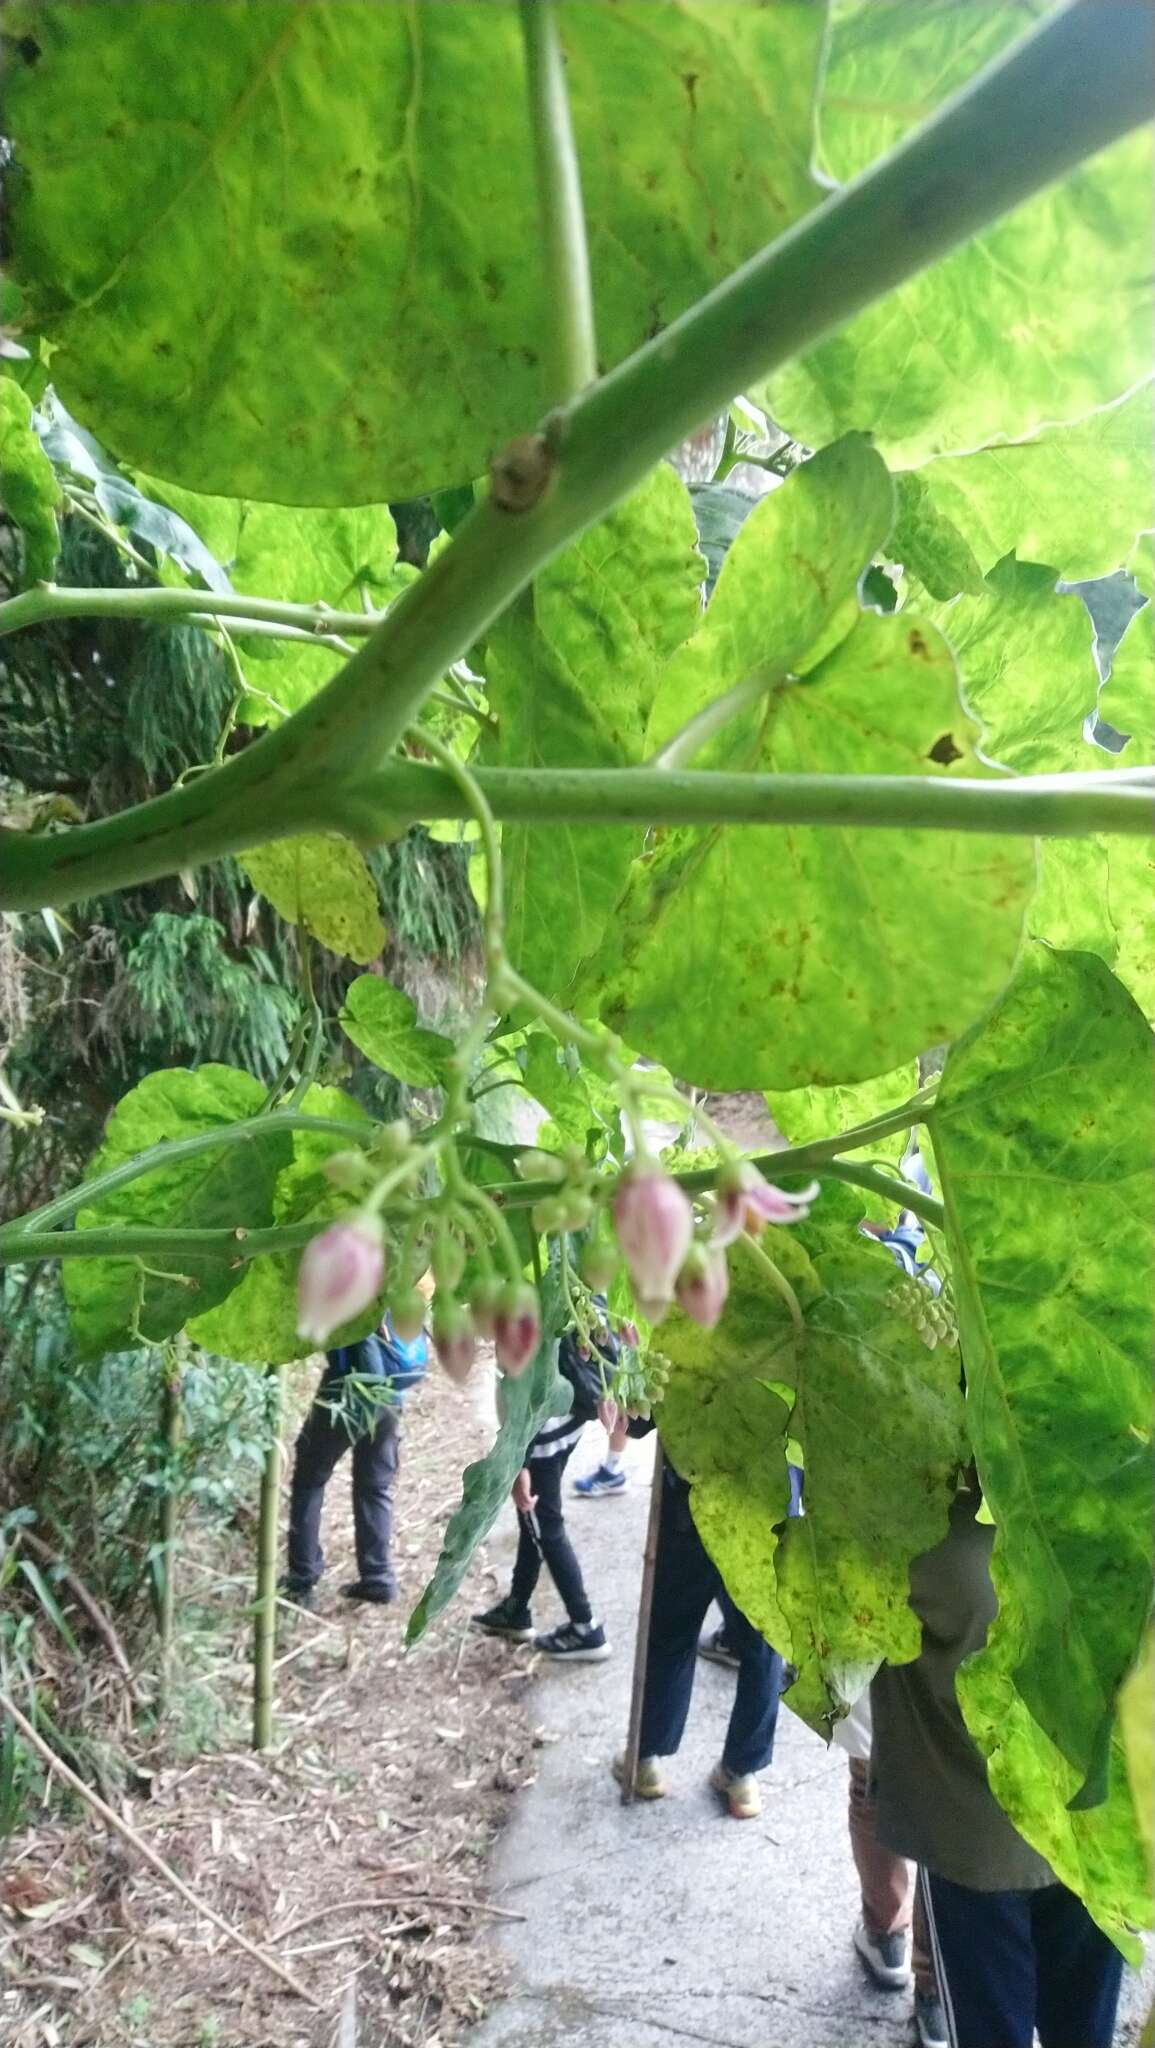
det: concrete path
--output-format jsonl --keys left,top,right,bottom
{"left": 471, "top": 1429, "right": 1151, "bottom": 2048}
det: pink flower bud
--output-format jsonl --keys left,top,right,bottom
{"left": 433, "top": 1302, "right": 476, "bottom": 1385}
{"left": 675, "top": 1243, "right": 730, "bottom": 1329}
{"left": 613, "top": 1166, "right": 693, "bottom": 1314}
{"left": 712, "top": 1166, "right": 820, "bottom": 1246}
{"left": 296, "top": 1215, "right": 385, "bottom": 1346}
{"left": 580, "top": 1240, "right": 619, "bottom": 1292}
{"left": 494, "top": 1284, "right": 541, "bottom": 1378}
{"left": 468, "top": 1276, "right": 503, "bottom": 1340}
{"left": 619, "top": 1320, "right": 640, "bottom": 1349}
{"left": 388, "top": 1286, "right": 427, "bottom": 1344}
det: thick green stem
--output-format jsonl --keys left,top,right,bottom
{"left": 1, "top": 0, "right": 1148, "bottom": 915}
{"left": 0, "top": 584, "right": 385, "bottom": 641}
{"left": 826, "top": 1161, "right": 943, "bottom": 1229}
{"left": 5, "top": 761, "right": 1153, "bottom": 914}
{"left": 519, "top": 0, "right": 598, "bottom": 400}
{"left": 0, "top": 1095, "right": 936, "bottom": 1269}
{"left": 2, "top": 1110, "right": 371, "bottom": 1241}
{"left": 252, "top": 1364, "right": 285, "bottom": 1752}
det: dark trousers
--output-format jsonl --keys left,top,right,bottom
{"left": 287, "top": 1379, "right": 401, "bottom": 1593}
{"left": 921, "top": 1869, "right": 1124, "bottom": 2048}
{"left": 640, "top": 1470, "right": 784, "bottom": 1776}
{"left": 509, "top": 1447, "right": 593, "bottom": 1625}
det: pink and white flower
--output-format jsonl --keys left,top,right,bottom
{"left": 433, "top": 1302, "right": 477, "bottom": 1385}
{"left": 494, "top": 1284, "right": 541, "bottom": 1378}
{"left": 613, "top": 1165, "right": 694, "bottom": 1317}
{"left": 712, "top": 1166, "right": 820, "bottom": 1247}
{"left": 675, "top": 1243, "right": 730, "bottom": 1329}
{"left": 296, "top": 1214, "right": 385, "bottom": 1346}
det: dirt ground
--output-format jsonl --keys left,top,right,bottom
{"left": 0, "top": 1363, "right": 541, "bottom": 2048}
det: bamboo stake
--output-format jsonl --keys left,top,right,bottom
{"left": 0, "top": 1691, "right": 322, "bottom": 2009}
{"left": 252, "top": 1363, "right": 286, "bottom": 1751}
{"left": 620, "top": 1435, "right": 664, "bottom": 1805}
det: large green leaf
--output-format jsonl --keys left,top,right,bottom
{"left": 767, "top": 1064, "right": 918, "bottom": 1160}
{"left": 762, "top": 0, "right": 1151, "bottom": 463}
{"left": 890, "top": 472, "right": 985, "bottom": 603}
{"left": 905, "top": 382, "right": 1155, "bottom": 592}
{"left": 930, "top": 557, "right": 1099, "bottom": 772}
{"left": 5, "top": 2, "right": 824, "bottom": 502}
{"left": 0, "top": 378, "right": 60, "bottom": 584}
{"left": 339, "top": 975, "right": 453, "bottom": 1089}
{"left": 1031, "top": 837, "right": 1155, "bottom": 1024}
{"left": 138, "top": 478, "right": 400, "bottom": 721}
{"left": 958, "top": 1584, "right": 1151, "bottom": 1957}
{"left": 1119, "top": 1625, "right": 1155, "bottom": 1891}
{"left": 241, "top": 836, "right": 385, "bottom": 964}
{"left": 406, "top": 1265, "right": 570, "bottom": 1643}
{"left": 934, "top": 946, "right": 1155, "bottom": 1796}
{"left": 189, "top": 1085, "right": 375, "bottom": 1365}
{"left": 484, "top": 466, "right": 704, "bottom": 998}
{"left": 63, "top": 1067, "right": 292, "bottom": 1357}
{"left": 659, "top": 1188, "right": 965, "bottom": 1728}
{"left": 814, "top": 0, "right": 1052, "bottom": 179}
{"left": 591, "top": 608, "right": 1035, "bottom": 1088}
{"left": 645, "top": 434, "right": 894, "bottom": 764}
{"left": 1098, "top": 591, "right": 1153, "bottom": 762}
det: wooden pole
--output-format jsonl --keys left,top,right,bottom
{"left": 252, "top": 1362, "right": 286, "bottom": 1751}
{"left": 620, "top": 1434, "right": 664, "bottom": 1805}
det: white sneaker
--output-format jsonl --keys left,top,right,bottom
{"left": 853, "top": 1918, "right": 912, "bottom": 1990}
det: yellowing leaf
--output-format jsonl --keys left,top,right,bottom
{"left": 241, "top": 836, "right": 384, "bottom": 963}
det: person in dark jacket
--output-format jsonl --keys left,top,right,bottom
{"left": 282, "top": 1313, "right": 428, "bottom": 1608}
{"left": 472, "top": 1323, "right": 615, "bottom": 1663}
{"left": 871, "top": 1486, "right": 1125, "bottom": 2048}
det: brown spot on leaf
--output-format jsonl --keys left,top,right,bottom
{"left": 683, "top": 72, "right": 699, "bottom": 113}
{"left": 907, "top": 628, "right": 932, "bottom": 660}
{"left": 928, "top": 732, "right": 964, "bottom": 766}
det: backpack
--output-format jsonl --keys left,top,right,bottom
{"left": 557, "top": 1323, "right": 619, "bottom": 1426}
{"left": 327, "top": 1315, "right": 429, "bottom": 1401}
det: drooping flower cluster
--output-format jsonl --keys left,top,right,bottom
{"left": 609, "top": 1157, "right": 818, "bottom": 1330}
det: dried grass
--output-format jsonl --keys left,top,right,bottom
{"left": 1, "top": 1365, "right": 538, "bottom": 2047}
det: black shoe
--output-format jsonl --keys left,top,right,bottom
{"left": 698, "top": 1627, "right": 740, "bottom": 1671}
{"left": 340, "top": 1579, "right": 395, "bottom": 1605}
{"left": 533, "top": 1620, "right": 611, "bottom": 1663}
{"left": 915, "top": 1988, "right": 948, "bottom": 2048}
{"left": 278, "top": 1574, "right": 317, "bottom": 1611}
{"left": 471, "top": 1597, "right": 534, "bottom": 1641}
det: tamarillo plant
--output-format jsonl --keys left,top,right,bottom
{"left": 0, "top": 0, "right": 1152, "bottom": 1950}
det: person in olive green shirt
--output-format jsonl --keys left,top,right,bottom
{"left": 870, "top": 1487, "right": 1124, "bottom": 2048}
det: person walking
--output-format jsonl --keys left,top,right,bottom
{"left": 472, "top": 1322, "right": 616, "bottom": 1662}
{"left": 615, "top": 1451, "right": 797, "bottom": 1818}
{"left": 281, "top": 1311, "right": 428, "bottom": 1608}
{"left": 871, "top": 1485, "right": 1125, "bottom": 2048}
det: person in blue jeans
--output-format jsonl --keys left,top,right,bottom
{"left": 282, "top": 1313, "right": 428, "bottom": 1608}
{"left": 615, "top": 1448, "right": 800, "bottom": 1818}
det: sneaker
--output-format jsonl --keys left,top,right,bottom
{"left": 914, "top": 1988, "right": 947, "bottom": 2048}
{"left": 709, "top": 1761, "right": 762, "bottom": 1819}
{"left": 340, "top": 1579, "right": 395, "bottom": 1604}
{"left": 277, "top": 1574, "right": 316, "bottom": 1611}
{"left": 698, "top": 1627, "right": 740, "bottom": 1671}
{"left": 533, "top": 1620, "right": 611, "bottom": 1662}
{"left": 853, "top": 1919, "right": 912, "bottom": 1991}
{"left": 471, "top": 1596, "right": 534, "bottom": 1641}
{"left": 612, "top": 1753, "right": 667, "bottom": 1799}
{"left": 573, "top": 1464, "right": 628, "bottom": 1499}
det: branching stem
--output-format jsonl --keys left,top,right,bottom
{"left": 519, "top": 0, "right": 598, "bottom": 400}
{"left": 2, "top": 0, "right": 1148, "bottom": 914}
